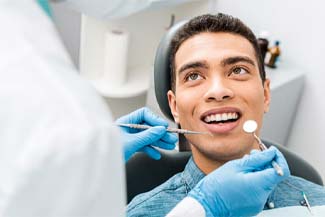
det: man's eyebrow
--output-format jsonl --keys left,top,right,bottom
{"left": 177, "top": 61, "right": 209, "bottom": 75}
{"left": 221, "top": 56, "right": 256, "bottom": 67}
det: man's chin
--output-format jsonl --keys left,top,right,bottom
{"left": 191, "top": 143, "right": 247, "bottom": 162}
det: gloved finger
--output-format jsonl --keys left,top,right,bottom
{"left": 152, "top": 140, "right": 176, "bottom": 150}
{"left": 116, "top": 107, "right": 168, "bottom": 127}
{"left": 142, "top": 107, "right": 169, "bottom": 127}
{"left": 160, "top": 132, "right": 178, "bottom": 144}
{"left": 240, "top": 153, "right": 265, "bottom": 173}
{"left": 240, "top": 147, "right": 277, "bottom": 170}
{"left": 273, "top": 147, "right": 291, "bottom": 176}
{"left": 249, "top": 149, "right": 265, "bottom": 170}
{"left": 130, "top": 126, "right": 166, "bottom": 150}
{"left": 140, "top": 146, "right": 161, "bottom": 160}
{"left": 250, "top": 149, "right": 261, "bottom": 155}
{"left": 250, "top": 147, "right": 290, "bottom": 175}
{"left": 262, "top": 163, "right": 273, "bottom": 170}
{"left": 115, "top": 107, "right": 164, "bottom": 125}
{"left": 124, "top": 149, "right": 134, "bottom": 162}
{"left": 252, "top": 167, "right": 287, "bottom": 189}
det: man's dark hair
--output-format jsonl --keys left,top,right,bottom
{"left": 169, "top": 13, "right": 266, "bottom": 92}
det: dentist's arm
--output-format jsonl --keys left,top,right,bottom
{"left": 167, "top": 147, "right": 290, "bottom": 217}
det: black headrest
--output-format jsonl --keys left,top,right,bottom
{"left": 154, "top": 21, "right": 187, "bottom": 121}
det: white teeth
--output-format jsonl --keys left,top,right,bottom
{"left": 204, "top": 112, "right": 239, "bottom": 123}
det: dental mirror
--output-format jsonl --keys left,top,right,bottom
{"left": 243, "top": 120, "right": 257, "bottom": 133}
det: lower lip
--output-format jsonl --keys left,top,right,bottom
{"left": 202, "top": 119, "right": 240, "bottom": 134}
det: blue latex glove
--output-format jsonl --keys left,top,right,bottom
{"left": 116, "top": 107, "right": 178, "bottom": 162}
{"left": 188, "top": 146, "right": 290, "bottom": 217}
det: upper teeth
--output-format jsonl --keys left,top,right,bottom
{"left": 204, "top": 113, "right": 238, "bottom": 123}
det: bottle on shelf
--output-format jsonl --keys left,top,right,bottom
{"left": 265, "top": 40, "right": 281, "bottom": 68}
{"left": 257, "top": 31, "right": 269, "bottom": 62}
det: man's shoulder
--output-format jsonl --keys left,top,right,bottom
{"left": 274, "top": 175, "right": 325, "bottom": 207}
{"left": 127, "top": 172, "right": 187, "bottom": 217}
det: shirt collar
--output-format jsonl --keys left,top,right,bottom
{"left": 181, "top": 157, "right": 205, "bottom": 190}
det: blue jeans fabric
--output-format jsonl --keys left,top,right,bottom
{"left": 127, "top": 157, "right": 325, "bottom": 217}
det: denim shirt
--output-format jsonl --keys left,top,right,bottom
{"left": 127, "top": 157, "right": 325, "bottom": 217}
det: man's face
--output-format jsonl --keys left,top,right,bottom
{"left": 168, "top": 32, "right": 270, "bottom": 169}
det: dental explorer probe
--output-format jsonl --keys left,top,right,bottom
{"left": 117, "top": 123, "right": 210, "bottom": 135}
{"left": 243, "top": 120, "right": 284, "bottom": 176}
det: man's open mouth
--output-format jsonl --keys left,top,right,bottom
{"left": 200, "top": 108, "right": 242, "bottom": 133}
{"left": 202, "top": 112, "right": 240, "bottom": 124}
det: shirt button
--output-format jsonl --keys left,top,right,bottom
{"left": 300, "top": 200, "right": 307, "bottom": 206}
{"left": 268, "top": 202, "right": 275, "bottom": 209}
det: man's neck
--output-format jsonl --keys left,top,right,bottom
{"left": 191, "top": 149, "right": 226, "bottom": 174}
{"left": 190, "top": 141, "right": 260, "bottom": 174}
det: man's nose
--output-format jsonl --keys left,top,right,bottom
{"left": 203, "top": 77, "right": 234, "bottom": 102}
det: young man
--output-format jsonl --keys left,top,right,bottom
{"left": 127, "top": 14, "right": 325, "bottom": 216}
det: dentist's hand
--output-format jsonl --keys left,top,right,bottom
{"left": 188, "top": 146, "right": 290, "bottom": 217}
{"left": 116, "top": 107, "right": 178, "bottom": 162}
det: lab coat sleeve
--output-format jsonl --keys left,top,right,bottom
{"left": 166, "top": 197, "right": 206, "bottom": 217}
{"left": 56, "top": 0, "right": 153, "bottom": 20}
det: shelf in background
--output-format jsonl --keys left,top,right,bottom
{"left": 266, "top": 63, "right": 305, "bottom": 90}
{"left": 88, "top": 67, "right": 150, "bottom": 98}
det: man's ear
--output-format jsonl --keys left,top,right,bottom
{"left": 263, "top": 79, "right": 271, "bottom": 113}
{"left": 167, "top": 90, "right": 180, "bottom": 123}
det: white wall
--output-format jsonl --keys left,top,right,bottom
{"left": 216, "top": 0, "right": 325, "bottom": 180}
{"left": 50, "top": 2, "right": 81, "bottom": 67}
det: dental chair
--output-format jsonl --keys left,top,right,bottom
{"left": 126, "top": 21, "right": 323, "bottom": 203}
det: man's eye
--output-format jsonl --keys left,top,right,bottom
{"left": 231, "top": 67, "right": 248, "bottom": 75}
{"left": 185, "top": 72, "right": 203, "bottom": 81}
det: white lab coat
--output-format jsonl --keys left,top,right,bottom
{"left": 0, "top": 0, "right": 125, "bottom": 216}
{"left": 0, "top": 0, "right": 205, "bottom": 216}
